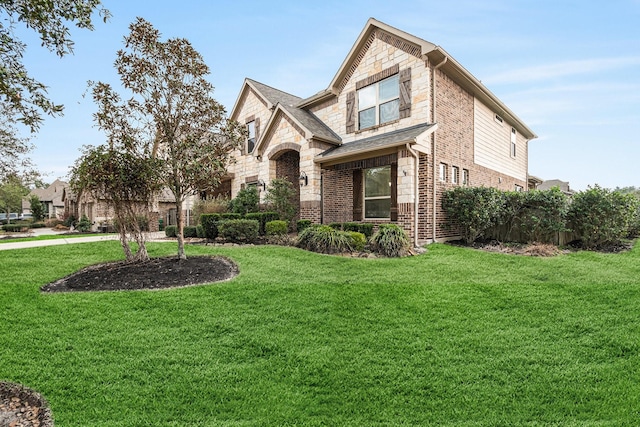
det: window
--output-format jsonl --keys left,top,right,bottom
{"left": 364, "top": 166, "right": 391, "bottom": 218}
{"left": 511, "top": 128, "right": 517, "bottom": 158}
{"left": 451, "top": 166, "right": 459, "bottom": 184}
{"left": 439, "top": 163, "right": 447, "bottom": 182}
{"left": 462, "top": 169, "right": 469, "bottom": 185}
{"left": 515, "top": 184, "right": 523, "bottom": 192}
{"left": 247, "top": 120, "right": 256, "bottom": 153}
{"left": 358, "top": 74, "right": 399, "bottom": 130}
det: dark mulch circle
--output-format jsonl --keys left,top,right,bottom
{"left": 0, "top": 381, "right": 54, "bottom": 426}
{"left": 41, "top": 255, "right": 239, "bottom": 293}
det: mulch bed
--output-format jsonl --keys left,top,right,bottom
{"left": 0, "top": 382, "right": 53, "bottom": 427}
{"left": 41, "top": 255, "right": 239, "bottom": 293}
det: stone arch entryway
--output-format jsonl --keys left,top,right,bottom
{"left": 269, "top": 146, "right": 301, "bottom": 222}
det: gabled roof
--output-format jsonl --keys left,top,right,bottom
{"left": 231, "top": 78, "right": 342, "bottom": 155}
{"left": 298, "top": 18, "right": 536, "bottom": 140}
{"left": 315, "top": 123, "right": 437, "bottom": 165}
{"left": 229, "top": 78, "right": 302, "bottom": 121}
{"left": 30, "top": 179, "right": 68, "bottom": 205}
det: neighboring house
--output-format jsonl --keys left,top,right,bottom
{"left": 63, "top": 186, "right": 181, "bottom": 232}
{"left": 23, "top": 179, "right": 68, "bottom": 219}
{"left": 223, "top": 18, "right": 537, "bottom": 244}
{"left": 537, "top": 179, "right": 574, "bottom": 196}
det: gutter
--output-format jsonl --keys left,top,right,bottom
{"left": 405, "top": 143, "right": 420, "bottom": 247}
{"left": 432, "top": 55, "right": 447, "bottom": 243}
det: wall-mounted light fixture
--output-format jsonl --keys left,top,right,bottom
{"left": 299, "top": 171, "right": 308, "bottom": 187}
{"left": 257, "top": 179, "right": 266, "bottom": 192}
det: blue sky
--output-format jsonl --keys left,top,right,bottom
{"left": 18, "top": 0, "right": 640, "bottom": 191}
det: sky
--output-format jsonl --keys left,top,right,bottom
{"left": 15, "top": 0, "right": 640, "bottom": 191}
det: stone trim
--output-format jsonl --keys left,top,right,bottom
{"left": 267, "top": 143, "right": 301, "bottom": 160}
{"left": 338, "top": 31, "right": 376, "bottom": 92}
{"left": 356, "top": 64, "right": 400, "bottom": 90}
{"left": 376, "top": 29, "right": 422, "bottom": 58}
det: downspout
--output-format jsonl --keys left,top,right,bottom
{"left": 432, "top": 55, "right": 448, "bottom": 243}
{"left": 405, "top": 143, "right": 419, "bottom": 248}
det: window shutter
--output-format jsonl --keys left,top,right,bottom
{"left": 390, "top": 163, "right": 398, "bottom": 221}
{"left": 353, "top": 169, "right": 363, "bottom": 220}
{"left": 255, "top": 117, "right": 261, "bottom": 140}
{"left": 399, "top": 68, "right": 411, "bottom": 119}
{"left": 346, "top": 91, "right": 356, "bottom": 134}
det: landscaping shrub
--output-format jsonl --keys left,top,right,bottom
{"left": 63, "top": 215, "right": 77, "bottom": 228}
{"left": 193, "top": 195, "right": 230, "bottom": 217}
{"left": 2, "top": 224, "right": 27, "bottom": 232}
{"left": 344, "top": 222, "right": 374, "bottom": 238}
{"left": 516, "top": 188, "right": 569, "bottom": 243}
{"left": 221, "top": 213, "right": 242, "bottom": 220}
{"left": 329, "top": 222, "right": 343, "bottom": 230}
{"left": 200, "top": 213, "right": 221, "bottom": 239}
{"left": 183, "top": 226, "right": 198, "bottom": 238}
{"left": 296, "top": 219, "right": 312, "bottom": 233}
{"left": 228, "top": 186, "right": 259, "bottom": 215}
{"left": 218, "top": 219, "right": 259, "bottom": 243}
{"left": 442, "top": 186, "right": 505, "bottom": 244}
{"left": 245, "top": 211, "right": 279, "bottom": 235}
{"left": 345, "top": 231, "right": 367, "bottom": 252}
{"left": 264, "top": 178, "right": 297, "bottom": 226}
{"left": 196, "top": 225, "right": 205, "bottom": 238}
{"left": 165, "top": 225, "right": 177, "bottom": 237}
{"left": 30, "top": 222, "right": 46, "bottom": 229}
{"left": 296, "top": 225, "right": 353, "bottom": 254}
{"left": 75, "top": 215, "right": 92, "bottom": 232}
{"left": 266, "top": 220, "right": 288, "bottom": 236}
{"left": 370, "top": 224, "right": 410, "bottom": 257}
{"left": 568, "top": 185, "right": 639, "bottom": 249}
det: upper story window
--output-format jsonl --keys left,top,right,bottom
{"left": 364, "top": 166, "right": 391, "bottom": 219}
{"left": 247, "top": 120, "right": 256, "bottom": 153}
{"left": 510, "top": 128, "right": 517, "bottom": 158}
{"left": 358, "top": 74, "right": 400, "bottom": 130}
{"left": 462, "top": 169, "right": 469, "bottom": 186}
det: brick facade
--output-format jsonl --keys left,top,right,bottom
{"left": 225, "top": 19, "right": 535, "bottom": 245}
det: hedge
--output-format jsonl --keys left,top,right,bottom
{"left": 218, "top": 219, "right": 259, "bottom": 243}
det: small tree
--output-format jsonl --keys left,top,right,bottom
{"left": 229, "top": 186, "right": 260, "bottom": 215}
{"left": 70, "top": 146, "right": 163, "bottom": 262}
{"left": 90, "top": 18, "right": 244, "bottom": 260}
{"left": 0, "top": 174, "right": 29, "bottom": 223}
{"left": 29, "top": 195, "right": 46, "bottom": 222}
{"left": 264, "top": 178, "right": 297, "bottom": 227}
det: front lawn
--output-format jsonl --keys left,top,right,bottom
{"left": 1, "top": 241, "right": 639, "bottom": 426}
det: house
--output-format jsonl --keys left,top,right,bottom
{"left": 63, "top": 187, "right": 177, "bottom": 232}
{"left": 23, "top": 179, "right": 68, "bottom": 219}
{"left": 537, "top": 179, "right": 574, "bottom": 196}
{"left": 223, "top": 18, "right": 536, "bottom": 245}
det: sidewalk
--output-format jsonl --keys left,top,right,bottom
{"left": 0, "top": 231, "right": 167, "bottom": 251}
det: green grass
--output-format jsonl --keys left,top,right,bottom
{"left": 1, "top": 241, "right": 640, "bottom": 426}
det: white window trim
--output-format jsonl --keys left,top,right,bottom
{"left": 439, "top": 163, "right": 448, "bottom": 182}
{"left": 246, "top": 120, "right": 256, "bottom": 153}
{"left": 451, "top": 166, "right": 459, "bottom": 185}
{"left": 510, "top": 127, "right": 517, "bottom": 158}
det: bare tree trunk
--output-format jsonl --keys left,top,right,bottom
{"left": 176, "top": 198, "right": 186, "bottom": 260}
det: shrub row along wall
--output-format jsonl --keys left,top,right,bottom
{"left": 443, "top": 185, "right": 640, "bottom": 248}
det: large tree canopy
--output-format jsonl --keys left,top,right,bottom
{"left": 0, "top": 0, "right": 109, "bottom": 131}
{"left": 0, "top": 0, "right": 109, "bottom": 179}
